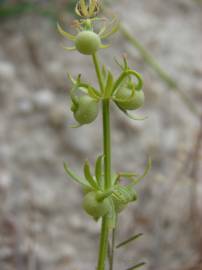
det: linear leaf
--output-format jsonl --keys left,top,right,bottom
{"left": 87, "top": 86, "right": 101, "bottom": 100}
{"left": 84, "top": 160, "right": 99, "bottom": 189}
{"left": 95, "top": 155, "right": 104, "bottom": 187}
{"left": 116, "top": 233, "right": 143, "bottom": 248}
{"left": 131, "top": 157, "right": 152, "bottom": 185}
{"left": 115, "top": 102, "right": 147, "bottom": 121}
{"left": 118, "top": 172, "right": 138, "bottom": 178}
{"left": 102, "top": 64, "right": 107, "bottom": 79}
{"left": 105, "top": 71, "right": 114, "bottom": 98}
{"left": 64, "top": 163, "right": 89, "bottom": 187}
{"left": 76, "top": 82, "right": 101, "bottom": 98}
{"left": 62, "top": 45, "right": 76, "bottom": 51}
{"left": 57, "top": 23, "right": 75, "bottom": 41}
{"left": 100, "top": 17, "right": 120, "bottom": 39}
{"left": 111, "top": 173, "right": 118, "bottom": 185}
{"left": 125, "top": 262, "right": 146, "bottom": 270}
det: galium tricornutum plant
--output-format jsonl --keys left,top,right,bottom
{"left": 58, "top": 1, "right": 151, "bottom": 269}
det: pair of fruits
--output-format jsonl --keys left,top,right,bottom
{"left": 71, "top": 88, "right": 144, "bottom": 125}
{"left": 83, "top": 187, "right": 137, "bottom": 220}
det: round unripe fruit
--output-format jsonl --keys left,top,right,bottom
{"left": 72, "top": 96, "right": 99, "bottom": 125}
{"left": 83, "top": 191, "right": 110, "bottom": 219}
{"left": 75, "top": 31, "right": 101, "bottom": 55}
{"left": 116, "top": 87, "right": 144, "bottom": 110}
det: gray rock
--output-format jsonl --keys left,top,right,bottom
{"left": 33, "top": 89, "right": 55, "bottom": 110}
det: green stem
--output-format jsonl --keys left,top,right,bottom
{"left": 92, "top": 53, "right": 105, "bottom": 93}
{"left": 109, "top": 228, "right": 116, "bottom": 270}
{"left": 92, "top": 53, "right": 112, "bottom": 270}
{"left": 102, "top": 99, "right": 111, "bottom": 190}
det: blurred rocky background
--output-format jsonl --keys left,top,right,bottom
{"left": 0, "top": 0, "right": 202, "bottom": 270}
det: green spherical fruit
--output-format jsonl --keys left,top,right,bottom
{"left": 83, "top": 191, "right": 110, "bottom": 219}
{"left": 72, "top": 95, "right": 99, "bottom": 125}
{"left": 75, "top": 31, "right": 101, "bottom": 55}
{"left": 116, "top": 87, "right": 144, "bottom": 110}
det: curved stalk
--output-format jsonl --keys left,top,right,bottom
{"left": 92, "top": 53, "right": 112, "bottom": 270}
{"left": 92, "top": 53, "right": 105, "bottom": 94}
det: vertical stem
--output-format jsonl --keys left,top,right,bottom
{"left": 92, "top": 53, "right": 112, "bottom": 270}
{"left": 97, "top": 217, "right": 109, "bottom": 270}
{"left": 102, "top": 99, "right": 111, "bottom": 190}
{"left": 97, "top": 99, "right": 111, "bottom": 270}
{"left": 92, "top": 53, "right": 105, "bottom": 93}
{"left": 109, "top": 228, "right": 116, "bottom": 270}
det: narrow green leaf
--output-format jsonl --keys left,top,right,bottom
{"left": 131, "top": 157, "right": 152, "bottom": 185}
{"left": 95, "top": 155, "right": 104, "bottom": 186}
{"left": 100, "top": 43, "right": 110, "bottom": 49}
{"left": 116, "top": 233, "right": 143, "bottom": 248}
{"left": 101, "top": 64, "right": 108, "bottom": 87}
{"left": 67, "top": 72, "right": 76, "bottom": 84}
{"left": 118, "top": 172, "right": 138, "bottom": 178}
{"left": 115, "top": 102, "right": 147, "bottom": 121}
{"left": 89, "top": 0, "right": 96, "bottom": 14}
{"left": 87, "top": 86, "right": 101, "bottom": 100}
{"left": 104, "top": 71, "right": 114, "bottom": 98}
{"left": 111, "top": 173, "right": 119, "bottom": 185}
{"left": 102, "top": 64, "right": 107, "bottom": 79}
{"left": 84, "top": 160, "right": 99, "bottom": 189}
{"left": 57, "top": 23, "right": 76, "bottom": 41}
{"left": 114, "top": 57, "right": 124, "bottom": 70}
{"left": 64, "top": 163, "right": 89, "bottom": 187}
{"left": 125, "top": 262, "right": 146, "bottom": 270}
{"left": 115, "top": 172, "right": 138, "bottom": 184}
{"left": 100, "top": 17, "right": 120, "bottom": 39}
{"left": 99, "top": 25, "right": 107, "bottom": 36}
{"left": 62, "top": 45, "right": 76, "bottom": 51}
{"left": 77, "top": 86, "right": 100, "bottom": 100}
{"left": 69, "top": 123, "right": 82, "bottom": 128}
{"left": 75, "top": 81, "right": 101, "bottom": 99}
{"left": 78, "top": 0, "right": 88, "bottom": 16}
